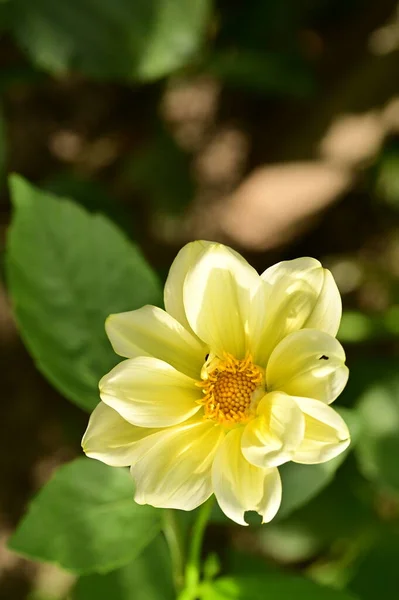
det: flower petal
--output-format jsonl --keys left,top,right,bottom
{"left": 82, "top": 402, "right": 159, "bottom": 466}
{"left": 267, "top": 329, "right": 349, "bottom": 404}
{"left": 130, "top": 419, "right": 225, "bottom": 510}
{"left": 212, "top": 428, "right": 282, "bottom": 525}
{"left": 100, "top": 357, "right": 202, "bottom": 428}
{"left": 292, "top": 397, "right": 350, "bottom": 464}
{"left": 183, "top": 243, "right": 262, "bottom": 359}
{"left": 164, "top": 240, "right": 213, "bottom": 332}
{"left": 253, "top": 258, "right": 341, "bottom": 365}
{"left": 105, "top": 305, "right": 207, "bottom": 379}
{"left": 241, "top": 392, "right": 305, "bottom": 468}
{"left": 303, "top": 269, "right": 341, "bottom": 334}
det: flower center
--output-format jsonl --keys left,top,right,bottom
{"left": 198, "top": 354, "right": 264, "bottom": 425}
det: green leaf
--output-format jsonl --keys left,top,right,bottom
{"left": 201, "top": 575, "right": 359, "bottom": 600}
{"left": 338, "top": 311, "right": 378, "bottom": 343}
{"left": 354, "top": 362, "right": 399, "bottom": 494}
{"left": 9, "top": 458, "right": 161, "bottom": 574}
{"left": 74, "top": 535, "right": 174, "bottom": 600}
{"left": 258, "top": 460, "right": 377, "bottom": 567}
{"left": 277, "top": 408, "right": 360, "bottom": 519}
{"left": 338, "top": 310, "right": 399, "bottom": 343}
{"left": 10, "top": 0, "right": 210, "bottom": 81}
{"left": 277, "top": 458, "right": 345, "bottom": 520}
{"left": 6, "top": 175, "right": 161, "bottom": 411}
{"left": 348, "top": 530, "right": 399, "bottom": 600}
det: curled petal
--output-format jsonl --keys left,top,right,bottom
{"left": 253, "top": 258, "right": 341, "bottom": 365}
{"left": 130, "top": 419, "right": 225, "bottom": 510}
{"left": 82, "top": 402, "right": 159, "bottom": 466}
{"left": 262, "top": 257, "right": 323, "bottom": 286}
{"left": 241, "top": 392, "right": 305, "bottom": 468}
{"left": 100, "top": 357, "right": 202, "bottom": 428}
{"left": 183, "top": 243, "right": 262, "bottom": 359}
{"left": 267, "top": 329, "right": 349, "bottom": 404}
{"left": 212, "top": 428, "right": 282, "bottom": 525}
{"left": 303, "top": 269, "right": 341, "bottom": 333}
{"left": 292, "top": 397, "right": 350, "bottom": 464}
{"left": 106, "top": 305, "right": 206, "bottom": 379}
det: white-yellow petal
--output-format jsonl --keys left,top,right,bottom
{"left": 303, "top": 269, "right": 341, "bottom": 334}
{"left": 164, "top": 240, "right": 213, "bottom": 332}
{"left": 183, "top": 243, "right": 261, "bottom": 359}
{"left": 82, "top": 402, "right": 159, "bottom": 466}
{"left": 130, "top": 419, "right": 225, "bottom": 510}
{"left": 253, "top": 258, "right": 341, "bottom": 365}
{"left": 100, "top": 357, "right": 202, "bottom": 428}
{"left": 212, "top": 428, "right": 282, "bottom": 525}
{"left": 241, "top": 392, "right": 305, "bottom": 468}
{"left": 267, "top": 329, "right": 349, "bottom": 404}
{"left": 292, "top": 397, "right": 350, "bottom": 464}
{"left": 262, "top": 257, "right": 323, "bottom": 285}
{"left": 105, "top": 305, "right": 206, "bottom": 379}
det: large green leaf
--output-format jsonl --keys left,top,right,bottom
{"left": 74, "top": 535, "right": 174, "bottom": 600}
{"left": 201, "top": 575, "right": 359, "bottom": 600}
{"left": 9, "top": 458, "right": 161, "bottom": 574}
{"left": 6, "top": 175, "right": 161, "bottom": 411}
{"left": 10, "top": 0, "right": 210, "bottom": 81}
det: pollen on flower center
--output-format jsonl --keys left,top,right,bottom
{"left": 198, "top": 354, "right": 264, "bottom": 424}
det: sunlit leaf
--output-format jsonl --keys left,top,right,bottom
{"left": 9, "top": 458, "right": 161, "bottom": 574}
{"left": 6, "top": 175, "right": 161, "bottom": 411}
{"left": 10, "top": 0, "right": 210, "bottom": 81}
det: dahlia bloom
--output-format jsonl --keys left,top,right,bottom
{"left": 82, "top": 241, "right": 350, "bottom": 525}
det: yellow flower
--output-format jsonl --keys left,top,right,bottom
{"left": 82, "top": 241, "right": 350, "bottom": 525}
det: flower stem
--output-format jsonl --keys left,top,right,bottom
{"left": 162, "top": 509, "right": 186, "bottom": 594}
{"left": 178, "top": 496, "right": 214, "bottom": 600}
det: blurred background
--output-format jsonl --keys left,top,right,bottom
{"left": 1, "top": 0, "right": 399, "bottom": 598}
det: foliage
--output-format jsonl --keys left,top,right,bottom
{"left": 2, "top": 0, "right": 399, "bottom": 599}
{"left": 6, "top": 176, "right": 161, "bottom": 411}
{"left": 9, "top": 458, "right": 161, "bottom": 574}
{"left": 9, "top": 0, "right": 211, "bottom": 81}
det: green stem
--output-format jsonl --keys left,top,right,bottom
{"left": 179, "top": 496, "right": 214, "bottom": 600}
{"left": 162, "top": 509, "right": 186, "bottom": 594}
